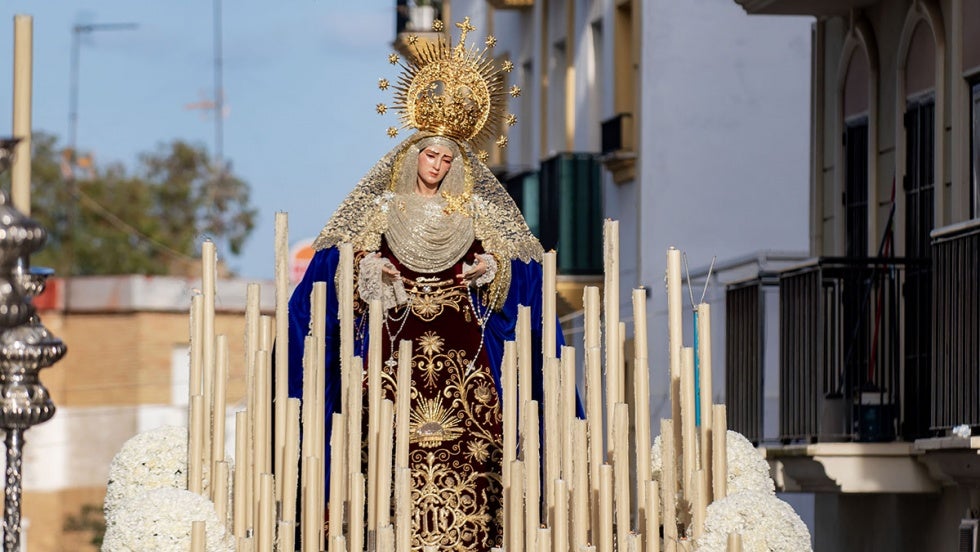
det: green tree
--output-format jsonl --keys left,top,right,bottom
{"left": 1, "top": 132, "right": 257, "bottom": 276}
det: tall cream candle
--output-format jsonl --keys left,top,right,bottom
{"left": 570, "top": 419, "right": 589, "bottom": 552}
{"left": 213, "top": 460, "right": 229, "bottom": 529}
{"left": 212, "top": 334, "right": 229, "bottom": 498}
{"left": 544, "top": 356, "right": 560, "bottom": 517}
{"left": 394, "top": 467, "right": 411, "bottom": 552}
{"left": 190, "top": 520, "right": 205, "bottom": 552}
{"left": 328, "top": 412, "right": 346, "bottom": 540}
{"left": 377, "top": 399, "right": 395, "bottom": 531}
{"left": 509, "top": 460, "right": 525, "bottom": 552}
{"left": 502, "top": 341, "right": 517, "bottom": 488}
{"left": 632, "top": 289, "right": 651, "bottom": 534}
{"left": 310, "top": 283, "right": 328, "bottom": 537}
{"left": 613, "top": 402, "right": 631, "bottom": 547}
{"left": 553, "top": 478, "right": 569, "bottom": 552}
{"left": 680, "top": 347, "right": 697, "bottom": 511}
{"left": 661, "top": 419, "right": 678, "bottom": 552}
{"left": 666, "top": 248, "right": 683, "bottom": 454}
{"left": 697, "top": 303, "right": 714, "bottom": 503}
{"left": 543, "top": 251, "right": 557, "bottom": 359}
{"left": 233, "top": 411, "right": 248, "bottom": 538}
{"left": 244, "top": 283, "right": 260, "bottom": 532}
{"left": 692, "top": 469, "right": 706, "bottom": 540}
{"left": 274, "top": 212, "right": 289, "bottom": 502}
{"left": 12, "top": 15, "right": 33, "bottom": 214}
{"left": 603, "top": 220, "right": 621, "bottom": 457}
{"left": 367, "top": 299, "right": 384, "bottom": 530}
{"left": 713, "top": 405, "right": 728, "bottom": 500}
{"left": 257, "top": 473, "right": 274, "bottom": 552}
{"left": 584, "top": 286, "right": 601, "bottom": 350}
{"left": 347, "top": 355, "right": 364, "bottom": 490}
{"left": 189, "top": 295, "right": 204, "bottom": 400}
{"left": 395, "top": 339, "right": 412, "bottom": 470}
{"left": 524, "top": 399, "right": 540, "bottom": 552}
{"left": 517, "top": 306, "right": 532, "bottom": 434}
{"left": 501, "top": 342, "right": 517, "bottom": 550}
{"left": 598, "top": 464, "right": 613, "bottom": 552}
{"left": 647, "top": 480, "right": 661, "bottom": 552}
{"left": 301, "top": 459, "right": 318, "bottom": 552}
{"left": 560, "top": 345, "right": 576, "bottom": 482}
{"left": 727, "top": 533, "right": 743, "bottom": 552}
{"left": 379, "top": 524, "right": 395, "bottom": 552}
{"left": 202, "top": 241, "right": 217, "bottom": 484}
{"left": 339, "top": 243, "right": 354, "bottom": 418}
{"left": 188, "top": 395, "right": 204, "bottom": 495}
{"left": 300, "top": 337, "right": 315, "bottom": 475}
{"left": 254, "top": 352, "right": 270, "bottom": 476}
{"left": 278, "top": 521, "right": 296, "bottom": 552}
{"left": 537, "top": 526, "right": 552, "bottom": 552}
{"left": 282, "top": 399, "right": 301, "bottom": 528}
{"left": 349, "top": 472, "right": 365, "bottom": 552}
{"left": 585, "top": 346, "right": 603, "bottom": 501}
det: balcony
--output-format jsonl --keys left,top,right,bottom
{"left": 727, "top": 256, "right": 931, "bottom": 445}
{"left": 393, "top": 0, "right": 447, "bottom": 59}
{"left": 723, "top": 246, "right": 980, "bottom": 493}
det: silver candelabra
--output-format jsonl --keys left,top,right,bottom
{"left": 0, "top": 137, "right": 67, "bottom": 551}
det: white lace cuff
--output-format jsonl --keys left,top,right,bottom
{"left": 358, "top": 254, "right": 408, "bottom": 310}
{"left": 463, "top": 253, "right": 497, "bottom": 287}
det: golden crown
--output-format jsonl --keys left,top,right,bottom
{"left": 377, "top": 17, "right": 519, "bottom": 160}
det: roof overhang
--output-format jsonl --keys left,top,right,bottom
{"left": 734, "top": 0, "right": 877, "bottom": 16}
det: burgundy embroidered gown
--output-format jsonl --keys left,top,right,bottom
{"left": 355, "top": 239, "right": 503, "bottom": 551}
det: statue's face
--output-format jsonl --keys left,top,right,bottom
{"left": 416, "top": 144, "right": 455, "bottom": 189}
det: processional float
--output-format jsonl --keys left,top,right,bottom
{"left": 161, "top": 214, "right": 748, "bottom": 552}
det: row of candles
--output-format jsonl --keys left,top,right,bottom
{"left": 184, "top": 216, "right": 747, "bottom": 551}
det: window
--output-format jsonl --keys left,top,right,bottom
{"left": 904, "top": 96, "right": 935, "bottom": 259}
{"left": 844, "top": 117, "right": 869, "bottom": 257}
{"left": 972, "top": 82, "right": 980, "bottom": 218}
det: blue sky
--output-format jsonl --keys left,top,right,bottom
{"left": 1, "top": 1, "right": 398, "bottom": 278}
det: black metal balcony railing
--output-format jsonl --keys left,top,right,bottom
{"left": 726, "top": 280, "right": 765, "bottom": 443}
{"left": 931, "top": 220, "right": 980, "bottom": 433}
{"left": 776, "top": 257, "right": 925, "bottom": 444}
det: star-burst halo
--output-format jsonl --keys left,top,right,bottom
{"left": 385, "top": 16, "right": 508, "bottom": 147}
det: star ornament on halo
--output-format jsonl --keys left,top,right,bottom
{"left": 378, "top": 78, "right": 390, "bottom": 90}
{"left": 509, "top": 85, "right": 522, "bottom": 98}
{"left": 387, "top": 127, "right": 399, "bottom": 138}
{"left": 388, "top": 53, "right": 400, "bottom": 65}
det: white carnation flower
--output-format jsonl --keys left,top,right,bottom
{"left": 724, "top": 430, "right": 774, "bottom": 496}
{"left": 102, "top": 488, "right": 234, "bottom": 552}
{"left": 650, "top": 430, "right": 774, "bottom": 498}
{"left": 104, "top": 425, "right": 234, "bottom": 525}
{"left": 104, "top": 426, "right": 189, "bottom": 517}
{"left": 696, "top": 491, "right": 812, "bottom": 552}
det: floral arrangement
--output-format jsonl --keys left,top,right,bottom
{"left": 696, "top": 491, "right": 812, "bottom": 551}
{"left": 649, "top": 429, "right": 809, "bottom": 549}
{"left": 101, "top": 487, "right": 234, "bottom": 551}
{"left": 104, "top": 425, "right": 189, "bottom": 515}
{"left": 103, "top": 424, "right": 236, "bottom": 551}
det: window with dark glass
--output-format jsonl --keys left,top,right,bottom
{"left": 971, "top": 81, "right": 980, "bottom": 218}
{"left": 844, "top": 117, "right": 869, "bottom": 257}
